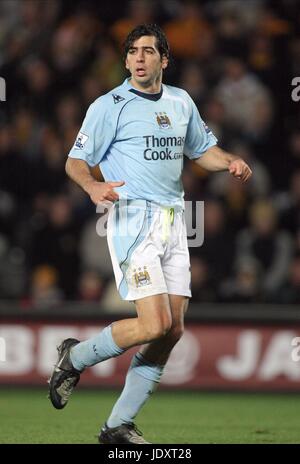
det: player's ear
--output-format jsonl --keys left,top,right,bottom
{"left": 162, "top": 56, "right": 168, "bottom": 70}
{"left": 125, "top": 58, "right": 130, "bottom": 70}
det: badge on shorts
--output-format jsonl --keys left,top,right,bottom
{"left": 133, "top": 266, "right": 151, "bottom": 287}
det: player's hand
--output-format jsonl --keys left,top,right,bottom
{"left": 85, "top": 180, "right": 125, "bottom": 204}
{"left": 228, "top": 159, "right": 252, "bottom": 182}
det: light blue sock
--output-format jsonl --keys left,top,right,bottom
{"left": 70, "top": 324, "right": 125, "bottom": 371}
{"left": 106, "top": 352, "right": 164, "bottom": 428}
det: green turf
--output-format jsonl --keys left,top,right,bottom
{"left": 0, "top": 388, "right": 299, "bottom": 444}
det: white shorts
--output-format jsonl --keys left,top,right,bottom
{"left": 107, "top": 200, "right": 191, "bottom": 301}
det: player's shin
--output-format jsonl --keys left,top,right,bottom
{"left": 106, "top": 352, "right": 164, "bottom": 428}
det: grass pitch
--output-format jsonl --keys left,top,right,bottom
{"left": 0, "top": 388, "right": 299, "bottom": 444}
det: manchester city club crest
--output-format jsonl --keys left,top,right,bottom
{"left": 133, "top": 266, "right": 151, "bottom": 288}
{"left": 156, "top": 112, "right": 172, "bottom": 129}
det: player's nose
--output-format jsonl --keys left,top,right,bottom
{"left": 136, "top": 51, "right": 145, "bottom": 62}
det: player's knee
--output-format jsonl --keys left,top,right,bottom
{"left": 149, "top": 325, "right": 171, "bottom": 341}
{"left": 166, "top": 324, "right": 184, "bottom": 344}
{"left": 143, "top": 320, "right": 172, "bottom": 342}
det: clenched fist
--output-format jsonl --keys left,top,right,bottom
{"left": 228, "top": 159, "right": 252, "bottom": 182}
{"left": 85, "top": 180, "right": 125, "bottom": 204}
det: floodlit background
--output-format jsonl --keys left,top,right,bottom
{"left": 0, "top": 0, "right": 299, "bottom": 444}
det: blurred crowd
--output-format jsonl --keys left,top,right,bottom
{"left": 0, "top": 0, "right": 299, "bottom": 309}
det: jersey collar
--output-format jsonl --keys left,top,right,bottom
{"left": 122, "top": 78, "right": 163, "bottom": 101}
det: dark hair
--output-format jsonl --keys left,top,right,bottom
{"left": 123, "top": 24, "right": 170, "bottom": 60}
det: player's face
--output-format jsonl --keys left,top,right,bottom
{"left": 125, "top": 35, "right": 168, "bottom": 91}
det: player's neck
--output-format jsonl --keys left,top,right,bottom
{"left": 129, "top": 77, "right": 162, "bottom": 94}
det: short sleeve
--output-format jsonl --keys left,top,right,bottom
{"left": 184, "top": 97, "right": 218, "bottom": 160}
{"left": 68, "top": 99, "right": 115, "bottom": 167}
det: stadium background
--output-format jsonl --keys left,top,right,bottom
{"left": 0, "top": 0, "right": 300, "bottom": 444}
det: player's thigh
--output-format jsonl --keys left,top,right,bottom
{"left": 134, "top": 294, "right": 189, "bottom": 342}
{"left": 134, "top": 293, "right": 173, "bottom": 336}
{"left": 137, "top": 295, "right": 189, "bottom": 363}
{"left": 162, "top": 295, "right": 189, "bottom": 341}
{"left": 168, "top": 294, "right": 189, "bottom": 330}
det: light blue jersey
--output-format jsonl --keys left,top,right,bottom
{"left": 68, "top": 78, "right": 217, "bottom": 207}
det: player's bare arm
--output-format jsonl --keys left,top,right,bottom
{"left": 194, "top": 145, "right": 252, "bottom": 182}
{"left": 65, "top": 158, "right": 125, "bottom": 204}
